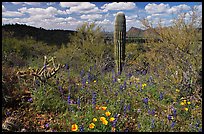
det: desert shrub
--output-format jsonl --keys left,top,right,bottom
{"left": 2, "top": 36, "right": 57, "bottom": 67}
{"left": 54, "top": 22, "right": 114, "bottom": 74}
{"left": 137, "top": 7, "right": 202, "bottom": 97}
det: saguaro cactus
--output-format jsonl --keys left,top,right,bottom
{"left": 114, "top": 12, "right": 126, "bottom": 75}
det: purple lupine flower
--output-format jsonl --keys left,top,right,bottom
{"left": 79, "top": 125, "right": 84, "bottom": 132}
{"left": 123, "top": 105, "right": 127, "bottom": 114}
{"left": 123, "top": 81, "right": 127, "bottom": 90}
{"left": 92, "top": 92, "right": 97, "bottom": 108}
{"left": 151, "top": 109, "right": 155, "bottom": 116}
{"left": 28, "top": 98, "right": 33, "bottom": 102}
{"left": 195, "top": 122, "right": 199, "bottom": 128}
{"left": 148, "top": 109, "right": 151, "bottom": 115}
{"left": 151, "top": 119, "right": 155, "bottom": 128}
{"left": 67, "top": 95, "right": 71, "bottom": 105}
{"left": 143, "top": 98, "right": 148, "bottom": 104}
{"left": 127, "top": 104, "right": 131, "bottom": 111}
{"left": 138, "top": 123, "right": 141, "bottom": 129}
{"left": 115, "top": 91, "right": 118, "bottom": 96}
{"left": 45, "top": 123, "right": 49, "bottom": 128}
{"left": 112, "top": 113, "right": 118, "bottom": 127}
{"left": 6, "top": 111, "right": 11, "bottom": 116}
{"left": 89, "top": 66, "right": 92, "bottom": 72}
{"left": 127, "top": 73, "right": 132, "bottom": 79}
{"left": 65, "top": 63, "right": 69, "bottom": 70}
{"left": 82, "top": 78, "right": 86, "bottom": 87}
{"left": 171, "top": 121, "right": 176, "bottom": 128}
{"left": 167, "top": 115, "right": 173, "bottom": 120}
{"left": 159, "top": 92, "right": 163, "bottom": 100}
{"left": 119, "top": 85, "right": 123, "bottom": 91}
{"left": 113, "top": 77, "right": 117, "bottom": 83}
{"left": 173, "top": 109, "right": 177, "bottom": 117}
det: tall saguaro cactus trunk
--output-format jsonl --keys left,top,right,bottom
{"left": 114, "top": 12, "right": 126, "bottom": 75}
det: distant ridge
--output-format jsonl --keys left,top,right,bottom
{"left": 2, "top": 23, "right": 76, "bottom": 46}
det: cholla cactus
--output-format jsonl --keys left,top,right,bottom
{"left": 16, "top": 56, "right": 65, "bottom": 84}
{"left": 114, "top": 12, "right": 126, "bottom": 74}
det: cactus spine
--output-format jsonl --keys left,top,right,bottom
{"left": 114, "top": 12, "right": 126, "bottom": 75}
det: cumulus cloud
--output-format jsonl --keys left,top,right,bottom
{"left": 80, "top": 14, "right": 103, "bottom": 21}
{"left": 11, "top": 2, "right": 41, "bottom": 6}
{"left": 2, "top": 11, "right": 24, "bottom": 17}
{"left": 59, "top": 2, "right": 103, "bottom": 14}
{"left": 167, "top": 4, "right": 191, "bottom": 14}
{"left": 145, "top": 3, "right": 170, "bottom": 14}
{"left": 101, "top": 2, "right": 136, "bottom": 10}
{"left": 18, "top": 6, "right": 66, "bottom": 16}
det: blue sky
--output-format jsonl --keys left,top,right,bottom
{"left": 2, "top": 2, "right": 202, "bottom": 32}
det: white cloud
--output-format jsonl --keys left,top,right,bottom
{"left": 167, "top": 4, "right": 191, "bottom": 14}
{"left": 2, "top": 5, "right": 5, "bottom": 11}
{"left": 126, "top": 15, "right": 138, "bottom": 20}
{"left": 2, "top": 11, "right": 24, "bottom": 17}
{"left": 80, "top": 14, "right": 102, "bottom": 21}
{"left": 145, "top": 3, "right": 170, "bottom": 14}
{"left": 60, "top": 2, "right": 103, "bottom": 14}
{"left": 11, "top": 2, "right": 41, "bottom": 6}
{"left": 101, "top": 2, "right": 136, "bottom": 10}
{"left": 59, "top": 2, "right": 81, "bottom": 8}
{"left": 18, "top": 6, "right": 66, "bottom": 16}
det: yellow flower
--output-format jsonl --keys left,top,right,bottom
{"left": 110, "top": 117, "right": 115, "bottom": 122}
{"left": 196, "top": 105, "right": 199, "bottom": 108}
{"left": 142, "top": 83, "right": 147, "bottom": 89}
{"left": 183, "top": 100, "right": 187, "bottom": 104}
{"left": 102, "top": 120, "right": 108, "bottom": 125}
{"left": 86, "top": 81, "right": 89, "bottom": 84}
{"left": 93, "top": 118, "right": 97, "bottom": 122}
{"left": 101, "top": 106, "right": 107, "bottom": 111}
{"left": 105, "top": 111, "right": 111, "bottom": 117}
{"left": 142, "top": 83, "right": 147, "bottom": 87}
{"left": 71, "top": 124, "right": 78, "bottom": 131}
{"left": 89, "top": 123, "right": 95, "bottom": 129}
{"left": 176, "top": 89, "right": 180, "bottom": 92}
{"left": 184, "top": 107, "right": 188, "bottom": 111}
{"left": 100, "top": 117, "right": 106, "bottom": 121}
{"left": 93, "top": 80, "right": 97, "bottom": 83}
{"left": 187, "top": 101, "right": 191, "bottom": 105}
{"left": 180, "top": 102, "right": 185, "bottom": 106}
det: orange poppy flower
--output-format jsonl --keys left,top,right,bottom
{"left": 71, "top": 124, "right": 78, "bottom": 131}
